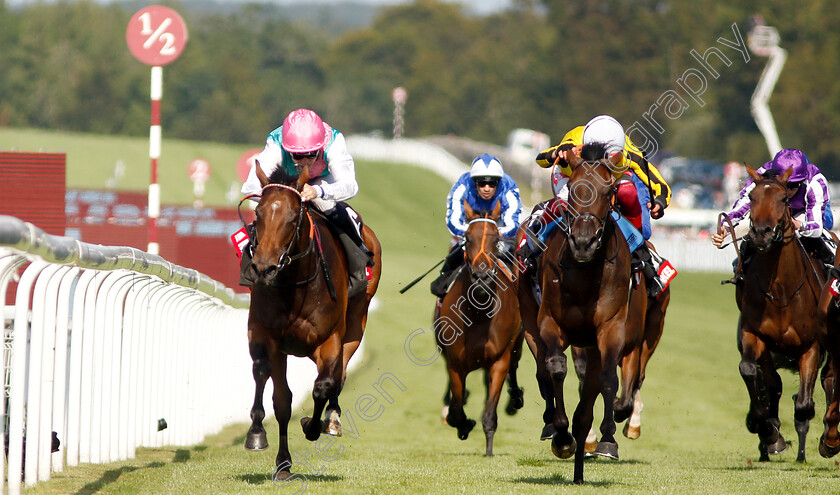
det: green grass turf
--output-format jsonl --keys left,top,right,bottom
{"left": 6, "top": 129, "right": 840, "bottom": 493}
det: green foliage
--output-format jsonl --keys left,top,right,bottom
{"left": 3, "top": 0, "right": 840, "bottom": 177}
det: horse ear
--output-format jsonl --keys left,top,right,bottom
{"left": 255, "top": 160, "right": 269, "bottom": 187}
{"left": 608, "top": 152, "right": 624, "bottom": 170}
{"left": 463, "top": 199, "right": 477, "bottom": 220}
{"left": 491, "top": 199, "right": 502, "bottom": 220}
{"left": 780, "top": 165, "right": 794, "bottom": 184}
{"left": 296, "top": 164, "right": 311, "bottom": 191}
{"left": 745, "top": 164, "right": 761, "bottom": 183}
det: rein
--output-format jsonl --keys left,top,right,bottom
{"left": 465, "top": 217, "right": 514, "bottom": 283}
{"left": 240, "top": 183, "right": 337, "bottom": 299}
{"left": 746, "top": 177, "right": 820, "bottom": 306}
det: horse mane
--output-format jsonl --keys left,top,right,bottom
{"left": 267, "top": 166, "right": 298, "bottom": 186}
{"left": 579, "top": 142, "right": 611, "bottom": 162}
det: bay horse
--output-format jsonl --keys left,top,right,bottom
{"left": 818, "top": 264, "right": 840, "bottom": 459}
{"left": 732, "top": 164, "right": 827, "bottom": 462}
{"left": 518, "top": 142, "right": 645, "bottom": 484}
{"left": 574, "top": 240, "right": 670, "bottom": 452}
{"left": 243, "top": 163, "right": 382, "bottom": 480}
{"left": 436, "top": 200, "right": 524, "bottom": 456}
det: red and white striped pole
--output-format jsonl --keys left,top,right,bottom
{"left": 127, "top": 5, "right": 187, "bottom": 255}
{"left": 148, "top": 66, "right": 162, "bottom": 255}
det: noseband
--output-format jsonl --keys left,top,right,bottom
{"left": 749, "top": 177, "right": 794, "bottom": 244}
{"left": 464, "top": 218, "right": 513, "bottom": 282}
{"left": 249, "top": 183, "right": 318, "bottom": 275}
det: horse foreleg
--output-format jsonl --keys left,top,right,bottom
{"left": 245, "top": 340, "right": 271, "bottom": 451}
{"left": 483, "top": 356, "right": 511, "bottom": 456}
{"left": 623, "top": 389, "right": 643, "bottom": 440}
{"left": 571, "top": 347, "right": 598, "bottom": 453}
{"left": 270, "top": 353, "right": 293, "bottom": 481}
{"left": 572, "top": 347, "right": 602, "bottom": 484}
{"left": 545, "top": 345, "right": 573, "bottom": 459}
{"left": 739, "top": 333, "right": 781, "bottom": 459}
{"left": 303, "top": 337, "right": 344, "bottom": 442}
{"left": 445, "top": 368, "right": 475, "bottom": 440}
{"left": 793, "top": 344, "right": 820, "bottom": 462}
{"left": 593, "top": 344, "right": 620, "bottom": 461}
{"left": 614, "top": 347, "right": 640, "bottom": 424}
{"left": 820, "top": 357, "right": 840, "bottom": 458}
{"left": 504, "top": 329, "right": 525, "bottom": 415}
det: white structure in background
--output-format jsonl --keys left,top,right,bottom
{"left": 346, "top": 134, "right": 469, "bottom": 183}
{"left": 507, "top": 128, "right": 550, "bottom": 204}
{"left": 748, "top": 21, "right": 786, "bottom": 158}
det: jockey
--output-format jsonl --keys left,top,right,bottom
{"left": 520, "top": 115, "right": 672, "bottom": 298}
{"left": 712, "top": 148, "right": 835, "bottom": 283}
{"left": 240, "top": 108, "right": 372, "bottom": 296}
{"left": 429, "top": 153, "right": 523, "bottom": 298}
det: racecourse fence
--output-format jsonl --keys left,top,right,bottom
{"left": 0, "top": 215, "right": 259, "bottom": 493}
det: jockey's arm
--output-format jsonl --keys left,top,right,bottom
{"left": 797, "top": 176, "right": 830, "bottom": 237}
{"left": 498, "top": 184, "right": 523, "bottom": 238}
{"left": 535, "top": 145, "right": 563, "bottom": 168}
{"left": 625, "top": 151, "right": 670, "bottom": 218}
{"left": 318, "top": 132, "right": 358, "bottom": 202}
{"left": 445, "top": 181, "right": 469, "bottom": 237}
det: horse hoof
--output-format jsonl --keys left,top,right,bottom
{"left": 550, "top": 435, "right": 576, "bottom": 459}
{"left": 765, "top": 433, "right": 787, "bottom": 455}
{"left": 458, "top": 419, "right": 476, "bottom": 440}
{"left": 274, "top": 469, "right": 293, "bottom": 482}
{"left": 441, "top": 405, "right": 449, "bottom": 425}
{"left": 324, "top": 418, "right": 342, "bottom": 437}
{"left": 593, "top": 441, "right": 619, "bottom": 460}
{"left": 819, "top": 435, "right": 840, "bottom": 458}
{"left": 300, "top": 417, "right": 323, "bottom": 441}
{"left": 505, "top": 387, "right": 525, "bottom": 415}
{"left": 584, "top": 439, "right": 598, "bottom": 454}
{"left": 623, "top": 422, "right": 641, "bottom": 440}
{"left": 244, "top": 431, "right": 268, "bottom": 451}
{"left": 540, "top": 423, "right": 556, "bottom": 441}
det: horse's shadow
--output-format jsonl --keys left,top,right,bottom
{"left": 511, "top": 472, "right": 614, "bottom": 487}
{"left": 236, "top": 472, "right": 343, "bottom": 485}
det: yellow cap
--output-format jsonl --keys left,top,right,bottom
{"left": 559, "top": 126, "right": 584, "bottom": 147}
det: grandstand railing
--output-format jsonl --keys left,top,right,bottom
{"left": 0, "top": 214, "right": 256, "bottom": 493}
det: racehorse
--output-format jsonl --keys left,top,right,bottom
{"left": 818, "top": 272, "right": 840, "bottom": 459}
{"left": 436, "top": 200, "right": 524, "bottom": 456}
{"left": 574, "top": 240, "right": 670, "bottom": 452}
{"left": 243, "top": 163, "right": 382, "bottom": 480}
{"left": 731, "top": 164, "right": 827, "bottom": 462}
{"left": 517, "top": 142, "right": 645, "bottom": 484}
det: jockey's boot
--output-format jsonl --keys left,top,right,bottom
{"left": 324, "top": 205, "right": 374, "bottom": 298}
{"left": 631, "top": 244, "right": 664, "bottom": 299}
{"left": 430, "top": 243, "right": 465, "bottom": 298}
{"left": 630, "top": 242, "right": 665, "bottom": 299}
{"left": 800, "top": 235, "right": 837, "bottom": 276}
{"left": 239, "top": 221, "right": 257, "bottom": 287}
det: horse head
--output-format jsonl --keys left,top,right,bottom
{"left": 565, "top": 142, "right": 619, "bottom": 262}
{"left": 746, "top": 164, "right": 793, "bottom": 252}
{"left": 463, "top": 199, "right": 503, "bottom": 285}
{"left": 250, "top": 162, "right": 311, "bottom": 285}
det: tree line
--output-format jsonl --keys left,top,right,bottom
{"left": 1, "top": 0, "right": 839, "bottom": 177}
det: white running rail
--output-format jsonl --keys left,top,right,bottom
{"left": 0, "top": 214, "right": 253, "bottom": 494}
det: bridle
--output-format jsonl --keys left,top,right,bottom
{"left": 464, "top": 217, "right": 513, "bottom": 283}
{"left": 747, "top": 176, "right": 821, "bottom": 306}
{"left": 239, "top": 183, "right": 335, "bottom": 298}
{"left": 748, "top": 177, "right": 796, "bottom": 245}
{"left": 562, "top": 161, "right": 618, "bottom": 256}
